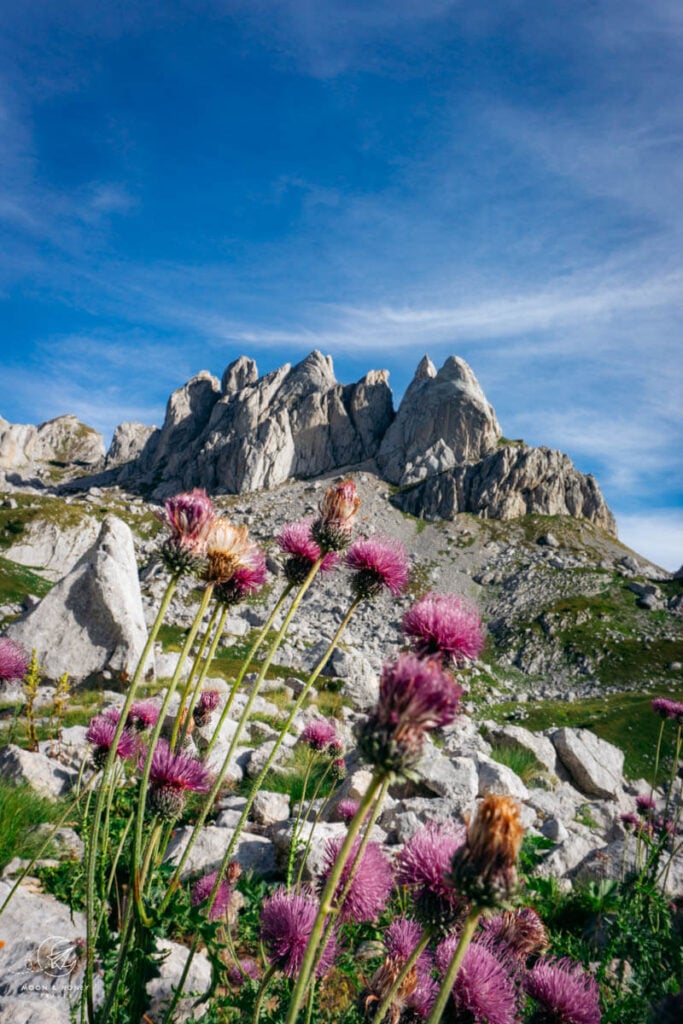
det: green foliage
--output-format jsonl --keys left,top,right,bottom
{"left": 489, "top": 741, "right": 548, "bottom": 785}
{"left": 0, "top": 780, "right": 64, "bottom": 869}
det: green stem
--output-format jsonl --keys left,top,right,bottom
{"left": 372, "top": 929, "right": 433, "bottom": 1024}
{"left": 313, "top": 775, "right": 390, "bottom": 977}
{"left": 204, "top": 583, "right": 294, "bottom": 759}
{"left": 132, "top": 583, "right": 214, "bottom": 916}
{"left": 207, "top": 594, "right": 362, "bottom": 916}
{"left": 252, "top": 963, "right": 278, "bottom": 1024}
{"left": 177, "top": 604, "right": 229, "bottom": 749}
{"left": 170, "top": 600, "right": 222, "bottom": 750}
{"left": 425, "top": 908, "right": 481, "bottom": 1024}
{"left": 304, "top": 978, "right": 317, "bottom": 1024}
{"left": 287, "top": 753, "right": 317, "bottom": 888}
{"left": 161, "top": 932, "right": 202, "bottom": 1024}
{"left": 295, "top": 761, "right": 337, "bottom": 888}
{"left": 161, "top": 570, "right": 324, "bottom": 914}
{"left": 84, "top": 572, "right": 179, "bottom": 1024}
{"left": 284, "top": 771, "right": 386, "bottom": 1024}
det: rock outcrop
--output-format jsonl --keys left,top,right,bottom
{"left": 376, "top": 355, "right": 502, "bottom": 485}
{"left": 0, "top": 351, "right": 617, "bottom": 537}
{"left": 5, "top": 515, "right": 152, "bottom": 683}
{"left": 0, "top": 414, "right": 104, "bottom": 487}
{"left": 125, "top": 350, "right": 394, "bottom": 497}
{"left": 392, "top": 443, "right": 617, "bottom": 533}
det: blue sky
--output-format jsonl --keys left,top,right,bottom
{"left": 0, "top": 1, "right": 681, "bottom": 570}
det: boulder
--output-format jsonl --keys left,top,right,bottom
{"left": 164, "top": 825, "right": 276, "bottom": 879}
{"left": 5, "top": 515, "right": 152, "bottom": 684}
{"left": 376, "top": 355, "right": 501, "bottom": 485}
{"left": 105, "top": 422, "right": 157, "bottom": 468}
{"left": 0, "top": 744, "right": 78, "bottom": 799}
{"left": 551, "top": 728, "right": 624, "bottom": 800}
{"left": 146, "top": 940, "right": 211, "bottom": 1022}
{"left": 5, "top": 515, "right": 100, "bottom": 582}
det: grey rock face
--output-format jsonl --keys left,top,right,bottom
{"left": 5, "top": 515, "right": 152, "bottom": 683}
{"left": 0, "top": 413, "right": 104, "bottom": 486}
{"left": 551, "top": 728, "right": 625, "bottom": 800}
{"left": 105, "top": 421, "right": 157, "bottom": 468}
{"left": 127, "top": 351, "right": 394, "bottom": 496}
{"left": 376, "top": 355, "right": 502, "bottom": 485}
{"left": 393, "top": 444, "right": 617, "bottom": 534}
{"left": 5, "top": 515, "right": 100, "bottom": 581}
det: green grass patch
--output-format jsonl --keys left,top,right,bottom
{"left": 489, "top": 687, "right": 683, "bottom": 781}
{"left": 0, "top": 780, "right": 65, "bottom": 870}
{"left": 0, "top": 554, "right": 52, "bottom": 604}
{"left": 489, "top": 742, "right": 548, "bottom": 786}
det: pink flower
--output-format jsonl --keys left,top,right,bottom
{"left": 320, "top": 837, "right": 393, "bottom": 923}
{"left": 436, "top": 937, "right": 519, "bottom": 1024}
{"left": 652, "top": 697, "right": 683, "bottom": 722}
{"left": 86, "top": 715, "right": 139, "bottom": 768}
{"left": 481, "top": 907, "right": 549, "bottom": 961}
{"left": 157, "top": 489, "right": 215, "bottom": 575}
{"left": 300, "top": 718, "right": 339, "bottom": 751}
{"left": 311, "top": 479, "right": 361, "bottom": 552}
{"left": 226, "top": 957, "right": 261, "bottom": 986}
{"left": 636, "top": 794, "right": 657, "bottom": 816}
{"left": 397, "top": 821, "right": 466, "bottom": 932}
{"left": 128, "top": 699, "right": 161, "bottom": 730}
{"left": 337, "top": 798, "right": 360, "bottom": 822}
{"left": 358, "top": 653, "right": 463, "bottom": 776}
{"left": 144, "top": 738, "right": 211, "bottom": 820}
{"left": 0, "top": 637, "right": 29, "bottom": 683}
{"left": 214, "top": 543, "right": 268, "bottom": 605}
{"left": 402, "top": 592, "right": 485, "bottom": 665}
{"left": 193, "top": 689, "right": 221, "bottom": 727}
{"left": 191, "top": 870, "right": 232, "bottom": 921}
{"left": 277, "top": 519, "right": 339, "bottom": 584}
{"left": 344, "top": 535, "right": 410, "bottom": 599}
{"left": 525, "top": 958, "right": 601, "bottom": 1024}
{"left": 260, "top": 888, "right": 337, "bottom": 978}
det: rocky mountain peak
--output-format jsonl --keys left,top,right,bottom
{"left": 221, "top": 356, "right": 258, "bottom": 395}
{"left": 376, "top": 354, "right": 502, "bottom": 486}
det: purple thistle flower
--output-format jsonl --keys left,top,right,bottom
{"left": 620, "top": 812, "right": 640, "bottom": 831}
{"left": 86, "top": 715, "right": 139, "bottom": 768}
{"left": 436, "top": 936, "right": 519, "bottom": 1024}
{"left": 344, "top": 536, "right": 410, "bottom": 599}
{"left": 193, "top": 689, "right": 221, "bottom": 727}
{"left": 127, "top": 699, "right": 160, "bottom": 730}
{"left": 366, "top": 917, "right": 435, "bottom": 1022}
{"left": 214, "top": 544, "right": 268, "bottom": 605}
{"left": 635, "top": 794, "right": 657, "bottom": 816}
{"left": 300, "top": 718, "right": 339, "bottom": 751}
{"left": 337, "top": 798, "right": 360, "bottom": 821}
{"left": 402, "top": 592, "right": 486, "bottom": 666}
{"left": 320, "top": 837, "right": 393, "bottom": 923}
{"left": 385, "top": 917, "right": 433, "bottom": 977}
{"left": 0, "top": 637, "right": 29, "bottom": 683}
{"left": 481, "top": 907, "right": 550, "bottom": 962}
{"left": 260, "top": 888, "right": 337, "bottom": 978}
{"left": 191, "top": 870, "right": 232, "bottom": 921}
{"left": 277, "top": 519, "right": 339, "bottom": 584}
{"left": 358, "top": 653, "right": 463, "bottom": 776}
{"left": 226, "top": 957, "right": 261, "bottom": 986}
{"left": 397, "top": 820, "right": 466, "bottom": 932}
{"left": 525, "top": 957, "right": 601, "bottom": 1024}
{"left": 311, "top": 478, "right": 361, "bottom": 553}
{"left": 157, "top": 489, "right": 215, "bottom": 575}
{"left": 145, "top": 738, "right": 212, "bottom": 820}
{"left": 652, "top": 696, "right": 683, "bottom": 722}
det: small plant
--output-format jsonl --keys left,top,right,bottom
{"left": 489, "top": 741, "right": 548, "bottom": 786}
{"left": 47, "top": 671, "right": 71, "bottom": 744}
{"left": 22, "top": 648, "right": 43, "bottom": 751}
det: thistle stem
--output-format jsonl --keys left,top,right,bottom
{"left": 170, "top": 600, "right": 222, "bottom": 750}
{"left": 251, "top": 963, "right": 278, "bottom": 1024}
{"left": 372, "top": 929, "right": 432, "bottom": 1024}
{"left": 177, "top": 603, "right": 229, "bottom": 749}
{"left": 207, "top": 595, "right": 362, "bottom": 917}
{"left": 83, "top": 570, "right": 179, "bottom": 1024}
{"left": 284, "top": 770, "right": 386, "bottom": 1024}
{"left": 425, "top": 908, "right": 481, "bottom": 1024}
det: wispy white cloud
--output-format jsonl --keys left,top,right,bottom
{"left": 617, "top": 510, "right": 683, "bottom": 573}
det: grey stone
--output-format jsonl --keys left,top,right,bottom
{"left": 250, "top": 790, "right": 291, "bottom": 827}
{"left": 0, "top": 413, "right": 104, "bottom": 487}
{"left": 475, "top": 755, "right": 530, "bottom": 800}
{"left": 482, "top": 723, "right": 560, "bottom": 776}
{"left": 552, "top": 728, "right": 624, "bottom": 800}
{"left": 0, "top": 744, "right": 78, "bottom": 799}
{"left": 5, "top": 516, "right": 153, "bottom": 684}
{"left": 146, "top": 940, "right": 212, "bottom": 1022}
{"left": 164, "top": 826, "right": 276, "bottom": 879}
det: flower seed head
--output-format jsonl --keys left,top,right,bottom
{"left": 311, "top": 478, "right": 361, "bottom": 552}
{"left": 450, "top": 795, "right": 525, "bottom": 908}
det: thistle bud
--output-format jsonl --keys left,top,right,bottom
{"left": 311, "top": 479, "right": 361, "bottom": 552}
{"left": 449, "top": 794, "right": 524, "bottom": 908}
